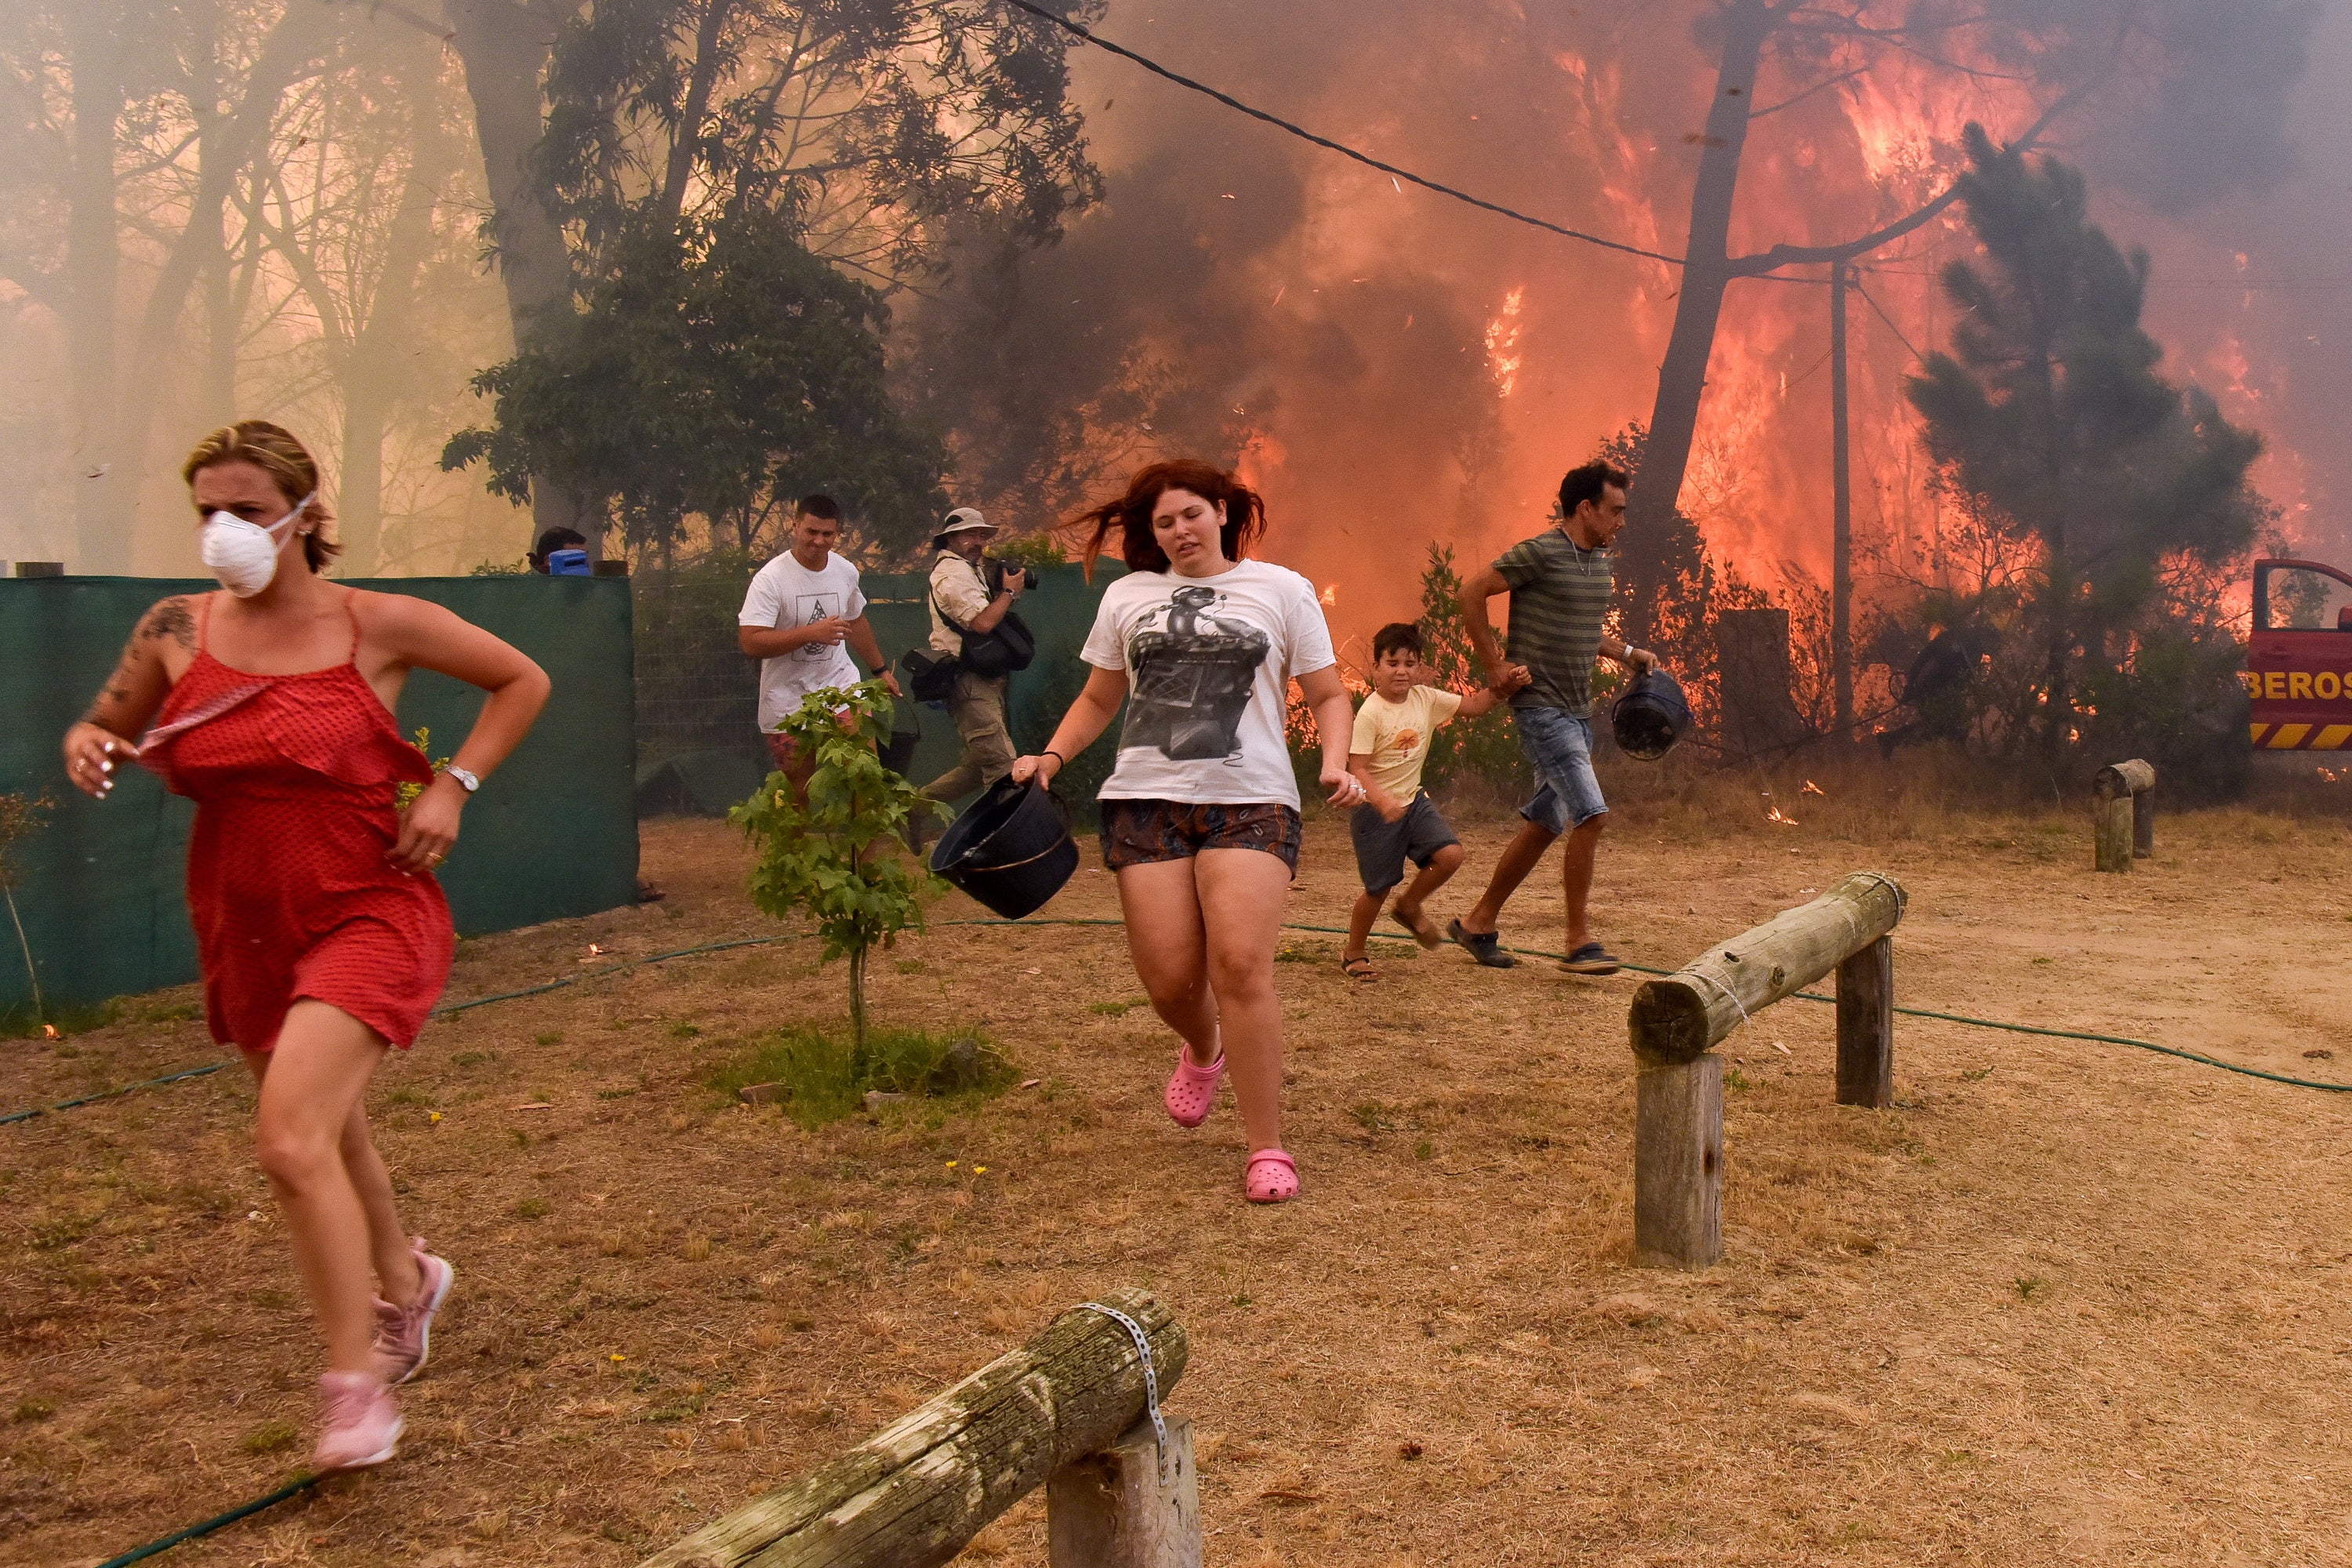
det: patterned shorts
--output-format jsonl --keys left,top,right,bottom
{"left": 1098, "top": 798, "right": 1305, "bottom": 875}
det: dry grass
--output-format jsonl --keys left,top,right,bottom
{"left": 5, "top": 778, "right": 2352, "bottom": 1566}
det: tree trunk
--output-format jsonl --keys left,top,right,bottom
{"left": 848, "top": 946, "right": 869, "bottom": 1076}
{"left": 1623, "top": 0, "right": 1771, "bottom": 548}
{"left": 339, "top": 32, "right": 460, "bottom": 575}
{"left": 64, "top": 2, "right": 126, "bottom": 569}
{"left": 443, "top": 0, "right": 587, "bottom": 552}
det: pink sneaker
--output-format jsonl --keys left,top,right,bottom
{"left": 372, "top": 1239, "right": 453, "bottom": 1386}
{"left": 1244, "top": 1149, "right": 1299, "bottom": 1203}
{"left": 313, "top": 1370, "right": 401, "bottom": 1472}
{"left": 1163, "top": 1045, "right": 1225, "bottom": 1128}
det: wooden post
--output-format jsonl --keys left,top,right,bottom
{"left": 637, "top": 1287, "right": 1186, "bottom": 1568}
{"left": 1628, "top": 871, "right": 1907, "bottom": 1061}
{"left": 1047, "top": 1415, "right": 1200, "bottom": 1568}
{"left": 2093, "top": 796, "right": 2132, "bottom": 873}
{"left": 2093, "top": 759, "right": 2155, "bottom": 868}
{"left": 1634, "top": 1054, "right": 1722, "bottom": 1269}
{"left": 1835, "top": 935, "right": 1893, "bottom": 1109}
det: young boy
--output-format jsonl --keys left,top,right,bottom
{"left": 1340, "top": 622, "right": 1516, "bottom": 980}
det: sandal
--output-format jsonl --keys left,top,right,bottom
{"left": 1559, "top": 942, "right": 1621, "bottom": 976}
{"left": 1244, "top": 1149, "right": 1299, "bottom": 1204}
{"left": 1340, "top": 954, "right": 1376, "bottom": 982}
{"left": 1163, "top": 1045, "right": 1225, "bottom": 1128}
{"left": 1447, "top": 918, "right": 1518, "bottom": 969}
{"left": 1391, "top": 907, "right": 1443, "bottom": 950}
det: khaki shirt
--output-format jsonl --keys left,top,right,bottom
{"left": 927, "top": 551, "right": 994, "bottom": 657}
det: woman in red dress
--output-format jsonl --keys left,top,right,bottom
{"left": 60, "top": 422, "right": 550, "bottom": 1471}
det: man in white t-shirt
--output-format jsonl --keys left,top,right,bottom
{"left": 737, "top": 495, "right": 898, "bottom": 793}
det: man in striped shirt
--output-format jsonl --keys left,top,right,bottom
{"left": 1448, "top": 459, "right": 1657, "bottom": 976}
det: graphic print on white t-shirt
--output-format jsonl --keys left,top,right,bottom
{"left": 792, "top": 591, "right": 842, "bottom": 659}
{"left": 1120, "top": 583, "right": 1272, "bottom": 764}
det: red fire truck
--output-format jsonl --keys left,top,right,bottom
{"left": 2247, "top": 557, "right": 2352, "bottom": 750}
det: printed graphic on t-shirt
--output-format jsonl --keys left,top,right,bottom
{"left": 1120, "top": 584, "right": 1272, "bottom": 763}
{"left": 793, "top": 592, "right": 841, "bottom": 659}
{"left": 1388, "top": 727, "right": 1422, "bottom": 758}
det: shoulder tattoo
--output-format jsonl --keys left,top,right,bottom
{"left": 141, "top": 597, "right": 196, "bottom": 649}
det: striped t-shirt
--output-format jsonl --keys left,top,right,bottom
{"left": 1494, "top": 528, "right": 1613, "bottom": 717}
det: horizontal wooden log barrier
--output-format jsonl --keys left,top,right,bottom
{"left": 1628, "top": 872, "right": 1907, "bottom": 1065}
{"left": 2092, "top": 758, "right": 2157, "bottom": 868}
{"left": 1629, "top": 872, "right": 1907, "bottom": 1271}
{"left": 638, "top": 1287, "right": 1190, "bottom": 1568}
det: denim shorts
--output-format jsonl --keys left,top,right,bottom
{"left": 1515, "top": 706, "right": 1608, "bottom": 834}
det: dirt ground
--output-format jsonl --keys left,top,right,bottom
{"left": 7, "top": 790, "right": 2352, "bottom": 1567}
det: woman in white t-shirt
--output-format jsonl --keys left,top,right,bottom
{"left": 1008, "top": 459, "right": 1362, "bottom": 1203}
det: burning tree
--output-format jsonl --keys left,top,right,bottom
{"left": 1904, "top": 128, "right": 2264, "bottom": 776}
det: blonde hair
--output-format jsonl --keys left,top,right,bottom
{"left": 182, "top": 420, "right": 339, "bottom": 572}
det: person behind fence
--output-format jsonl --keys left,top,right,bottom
{"left": 1450, "top": 459, "right": 1659, "bottom": 976}
{"left": 58, "top": 420, "right": 551, "bottom": 1472}
{"left": 1008, "top": 459, "right": 1363, "bottom": 1205}
{"left": 528, "top": 526, "right": 589, "bottom": 575}
{"left": 1338, "top": 621, "right": 1519, "bottom": 982}
{"left": 919, "top": 506, "right": 1030, "bottom": 804}
{"left": 738, "top": 494, "right": 899, "bottom": 796}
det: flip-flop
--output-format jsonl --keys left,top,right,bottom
{"left": 1163, "top": 1046, "right": 1225, "bottom": 1128}
{"left": 1340, "top": 955, "right": 1376, "bottom": 982}
{"left": 1447, "top": 918, "right": 1517, "bottom": 969}
{"left": 1244, "top": 1149, "right": 1299, "bottom": 1203}
{"left": 1559, "top": 942, "right": 1622, "bottom": 976}
{"left": 1390, "top": 908, "right": 1443, "bottom": 950}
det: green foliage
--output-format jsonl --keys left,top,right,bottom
{"left": 705, "top": 1024, "right": 1014, "bottom": 1129}
{"left": 445, "top": 211, "right": 947, "bottom": 559}
{"left": 729, "top": 680, "right": 944, "bottom": 1065}
{"left": 1905, "top": 125, "right": 2267, "bottom": 764}
{"left": 991, "top": 533, "right": 1070, "bottom": 568}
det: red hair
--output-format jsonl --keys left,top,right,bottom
{"left": 1073, "top": 459, "right": 1268, "bottom": 579}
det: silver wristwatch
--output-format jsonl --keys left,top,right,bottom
{"left": 445, "top": 764, "right": 481, "bottom": 793}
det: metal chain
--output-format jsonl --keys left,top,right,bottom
{"left": 1075, "top": 1302, "right": 1171, "bottom": 1483}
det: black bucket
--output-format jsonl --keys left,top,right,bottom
{"left": 929, "top": 774, "right": 1080, "bottom": 919}
{"left": 1611, "top": 668, "right": 1693, "bottom": 760}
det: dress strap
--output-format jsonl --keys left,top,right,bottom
{"left": 195, "top": 591, "right": 214, "bottom": 651}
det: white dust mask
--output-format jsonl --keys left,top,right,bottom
{"left": 199, "top": 492, "right": 314, "bottom": 598}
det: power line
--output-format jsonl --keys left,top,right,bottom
{"left": 999, "top": 0, "right": 1683, "bottom": 267}
{"left": 1851, "top": 275, "right": 1925, "bottom": 361}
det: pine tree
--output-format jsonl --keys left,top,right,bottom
{"left": 1906, "top": 125, "right": 2265, "bottom": 762}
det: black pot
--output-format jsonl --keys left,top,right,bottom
{"left": 929, "top": 774, "right": 1079, "bottom": 919}
{"left": 1611, "top": 667, "right": 1693, "bottom": 760}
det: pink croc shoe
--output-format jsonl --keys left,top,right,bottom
{"left": 1163, "top": 1045, "right": 1225, "bottom": 1128}
{"left": 1244, "top": 1149, "right": 1299, "bottom": 1204}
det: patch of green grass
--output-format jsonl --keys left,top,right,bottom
{"left": 139, "top": 1002, "right": 202, "bottom": 1025}
{"left": 705, "top": 1025, "right": 1016, "bottom": 1129}
{"left": 514, "top": 1198, "right": 550, "bottom": 1220}
{"left": 896, "top": 959, "right": 927, "bottom": 975}
{"left": 239, "top": 1419, "right": 299, "bottom": 1455}
{"left": 453, "top": 1051, "right": 488, "bottom": 1068}
{"left": 12, "top": 1400, "right": 54, "bottom": 1424}
{"left": 31, "top": 1214, "right": 96, "bottom": 1251}
{"left": 1089, "top": 1000, "right": 1131, "bottom": 1017}
{"left": 387, "top": 1089, "right": 435, "bottom": 1108}
{"left": 534, "top": 1031, "right": 563, "bottom": 1047}
{"left": 1962, "top": 1066, "right": 1994, "bottom": 1082}
{"left": 669, "top": 1022, "right": 701, "bottom": 1039}
{"left": 1413, "top": 1138, "right": 1434, "bottom": 1161}
{"left": 510, "top": 1129, "right": 530, "bottom": 1149}
{"left": 1725, "top": 1068, "right": 1752, "bottom": 1092}
{"left": 2013, "top": 1276, "right": 2043, "bottom": 1301}
{"left": 597, "top": 1088, "right": 637, "bottom": 1100}
{"left": 0, "top": 999, "right": 123, "bottom": 1040}
{"left": 1350, "top": 1102, "right": 1396, "bottom": 1134}
{"left": 1274, "top": 939, "right": 1334, "bottom": 964}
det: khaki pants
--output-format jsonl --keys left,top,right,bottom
{"left": 920, "top": 670, "right": 1016, "bottom": 800}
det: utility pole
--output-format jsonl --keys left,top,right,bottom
{"left": 1829, "top": 259, "right": 1853, "bottom": 742}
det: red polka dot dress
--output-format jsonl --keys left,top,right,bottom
{"left": 141, "top": 593, "right": 454, "bottom": 1051}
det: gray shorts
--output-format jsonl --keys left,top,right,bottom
{"left": 1515, "top": 706, "right": 1607, "bottom": 834}
{"left": 1349, "top": 794, "right": 1461, "bottom": 895}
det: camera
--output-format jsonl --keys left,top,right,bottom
{"left": 984, "top": 557, "right": 1038, "bottom": 593}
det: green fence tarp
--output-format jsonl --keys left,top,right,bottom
{"left": 0, "top": 575, "right": 638, "bottom": 1019}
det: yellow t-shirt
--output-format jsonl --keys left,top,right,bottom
{"left": 1351, "top": 684, "right": 1464, "bottom": 803}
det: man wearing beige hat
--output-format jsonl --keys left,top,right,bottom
{"left": 920, "top": 507, "right": 1028, "bottom": 803}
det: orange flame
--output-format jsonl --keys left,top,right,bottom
{"left": 42, "top": 1024, "right": 60, "bottom": 1040}
{"left": 1766, "top": 805, "right": 1799, "bottom": 827}
{"left": 2321, "top": 766, "right": 2342, "bottom": 783}
{"left": 1483, "top": 287, "right": 1524, "bottom": 398}
{"left": 1800, "top": 780, "right": 1824, "bottom": 797}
